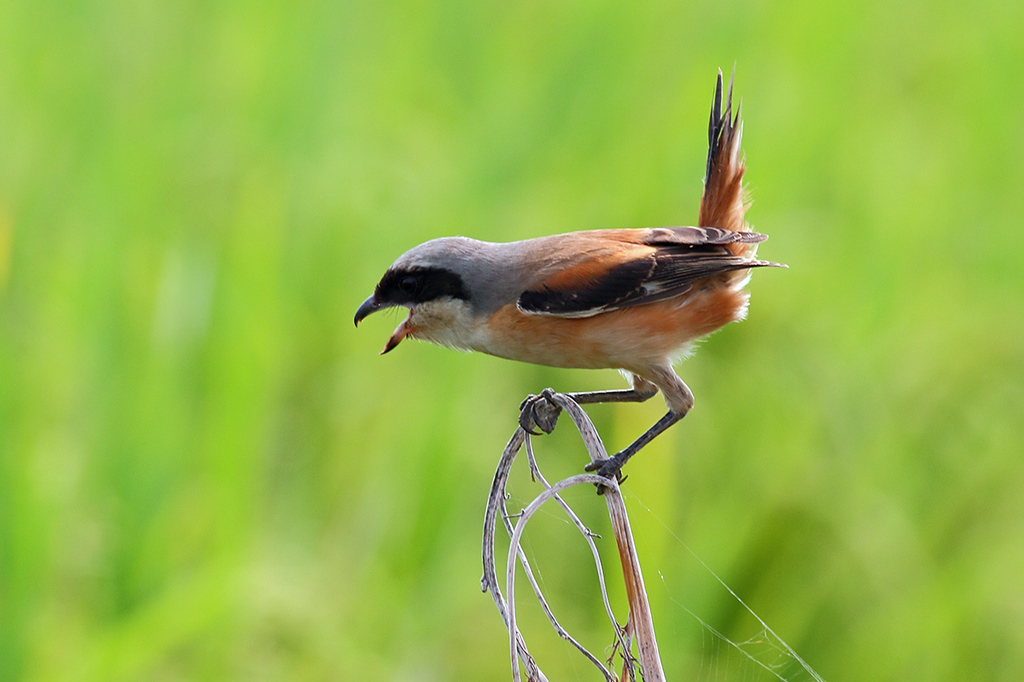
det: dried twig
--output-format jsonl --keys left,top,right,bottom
{"left": 481, "top": 390, "right": 665, "bottom": 681}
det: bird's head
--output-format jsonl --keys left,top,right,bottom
{"left": 355, "top": 237, "right": 503, "bottom": 354}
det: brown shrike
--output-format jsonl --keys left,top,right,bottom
{"left": 355, "top": 70, "right": 783, "bottom": 482}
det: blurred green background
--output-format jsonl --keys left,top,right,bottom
{"left": 2, "top": 0, "right": 1023, "bottom": 679}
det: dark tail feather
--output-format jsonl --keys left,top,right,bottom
{"left": 699, "top": 67, "right": 748, "bottom": 239}
{"left": 704, "top": 69, "right": 725, "bottom": 186}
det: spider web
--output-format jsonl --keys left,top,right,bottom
{"left": 632, "top": 492, "right": 827, "bottom": 682}
{"left": 664, "top": 583, "right": 824, "bottom": 682}
{"left": 488, "top": 394, "right": 827, "bottom": 681}
{"left": 499, "top": 479, "right": 826, "bottom": 682}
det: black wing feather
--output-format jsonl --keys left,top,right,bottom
{"left": 518, "top": 246, "right": 778, "bottom": 318}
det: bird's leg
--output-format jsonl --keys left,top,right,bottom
{"left": 569, "top": 374, "right": 660, "bottom": 406}
{"left": 567, "top": 387, "right": 657, "bottom": 405}
{"left": 584, "top": 410, "right": 684, "bottom": 481}
{"left": 519, "top": 377, "right": 659, "bottom": 435}
{"left": 520, "top": 371, "right": 691, "bottom": 491}
{"left": 584, "top": 369, "right": 693, "bottom": 488}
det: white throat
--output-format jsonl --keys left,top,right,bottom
{"left": 408, "top": 298, "right": 489, "bottom": 352}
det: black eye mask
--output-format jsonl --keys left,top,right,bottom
{"left": 376, "top": 266, "right": 470, "bottom": 306}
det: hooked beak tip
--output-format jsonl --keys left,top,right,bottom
{"left": 354, "top": 295, "right": 381, "bottom": 327}
{"left": 356, "top": 294, "right": 411, "bottom": 355}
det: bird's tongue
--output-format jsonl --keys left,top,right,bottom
{"left": 381, "top": 311, "right": 413, "bottom": 354}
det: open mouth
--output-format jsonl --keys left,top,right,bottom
{"left": 382, "top": 309, "right": 414, "bottom": 354}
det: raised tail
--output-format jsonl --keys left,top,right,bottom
{"left": 699, "top": 69, "right": 751, "bottom": 251}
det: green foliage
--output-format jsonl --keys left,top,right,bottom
{"left": 1, "top": 0, "right": 1022, "bottom": 679}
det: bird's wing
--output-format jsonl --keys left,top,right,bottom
{"left": 518, "top": 67, "right": 778, "bottom": 320}
{"left": 517, "top": 228, "right": 778, "bottom": 318}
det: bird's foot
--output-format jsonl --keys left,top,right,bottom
{"left": 584, "top": 453, "right": 628, "bottom": 494}
{"left": 518, "top": 388, "right": 562, "bottom": 435}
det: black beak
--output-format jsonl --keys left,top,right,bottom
{"left": 354, "top": 295, "right": 383, "bottom": 327}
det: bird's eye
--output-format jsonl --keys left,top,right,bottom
{"left": 399, "top": 275, "right": 421, "bottom": 295}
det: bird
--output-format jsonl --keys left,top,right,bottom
{"left": 354, "top": 70, "right": 784, "bottom": 484}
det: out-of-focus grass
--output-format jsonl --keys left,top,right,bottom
{"left": 1, "top": 0, "right": 1023, "bottom": 679}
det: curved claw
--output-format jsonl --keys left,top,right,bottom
{"left": 518, "top": 394, "right": 542, "bottom": 435}
{"left": 518, "top": 414, "right": 544, "bottom": 436}
{"left": 585, "top": 454, "right": 627, "bottom": 494}
{"left": 518, "top": 389, "right": 562, "bottom": 436}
